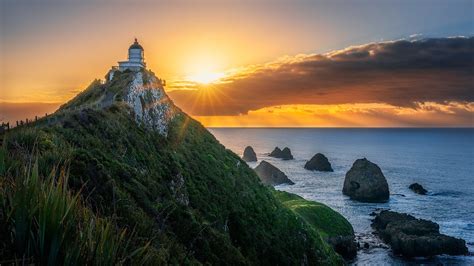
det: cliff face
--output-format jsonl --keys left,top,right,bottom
{"left": 58, "top": 69, "right": 176, "bottom": 136}
{"left": 1, "top": 69, "right": 344, "bottom": 265}
{"left": 123, "top": 71, "right": 176, "bottom": 135}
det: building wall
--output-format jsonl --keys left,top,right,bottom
{"left": 118, "top": 61, "right": 144, "bottom": 71}
{"left": 112, "top": 47, "right": 146, "bottom": 74}
{"left": 128, "top": 48, "right": 144, "bottom": 63}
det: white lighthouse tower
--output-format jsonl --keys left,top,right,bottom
{"left": 107, "top": 38, "right": 148, "bottom": 81}
{"left": 118, "top": 38, "right": 146, "bottom": 71}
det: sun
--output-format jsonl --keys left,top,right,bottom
{"left": 187, "top": 71, "right": 225, "bottom": 84}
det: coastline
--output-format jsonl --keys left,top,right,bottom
{"left": 210, "top": 127, "right": 474, "bottom": 264}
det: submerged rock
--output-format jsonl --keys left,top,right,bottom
{"left": 342, "top": 158, "right": 389, "bottom": 203}
{"left": 254, "top": 161, "right": 294, "bottom": 186}
{"left": 409, "top": 183, "right": 427, "bottom": 195}
{"left": 269, "top": 147, "right": 294, "bottom": 160}
{"left": 304, "top": 153, "right": 333, "bottom": 172}
{"left": 242, "top": 146, "right": 257, "bottom": 162}
{"left": 372, "top": 210, "right": 468, "bottom": 257}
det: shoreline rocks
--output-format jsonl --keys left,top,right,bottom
{"left": 304, "top": 153, "right": 333, "bottom": 172}
{"left": 254, "top": 161, "right": 294, "bottom": 186}
{"left": 269, "top": 147, "right": 294, "bottom": 160}
{"left": 326, "top": 235, "right": 357, "bottom": 260}
{"left": 409, "top": 183, "right": 427, "bottom": 195}
{"left": 242, "top": 146, "right": 257, "bottom": 162}
{"left": 342, "top": 158, "right": 389, "bottom": 203}
{"left": 372, "top": 210, "right": 468, "bottom": 257}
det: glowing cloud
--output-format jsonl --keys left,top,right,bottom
{"left": 168, "top": 37, "right": 474, "bottom": 118}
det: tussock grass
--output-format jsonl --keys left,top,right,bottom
{"left": 0, "top": 159, "right": 151, "bottom": 265}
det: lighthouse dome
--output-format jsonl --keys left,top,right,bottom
{"left": 129, "top": 38, "right": 143, "bottom": 50}
{"left": 127, "top": 38, "right": 144, "bottom": 65}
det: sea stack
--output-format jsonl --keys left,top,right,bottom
{"left": 269, "top": 147, "right": 282, "bottom": 157}
{"left": 372, "top": 210, "right": 468, "bottom": 257}
{"left": 408, "top": 183, "right": 427, "bottom": 195}
{"left": 280, "top": 147, "right": 294, "bottom": 160}
{"left": 269, "top": 147, "right": 294, "bottom": 160}
{"left": 342, "top": 158, "right": 389, "bottom": 203}
{"left": 254, "top": 161, "right": 294, "bottom": 186}
{"left": 242, "top": 146, "right": 257, "bottom": 162}
{"left": 304, "top": 153, "right": 333, "bottom": 172}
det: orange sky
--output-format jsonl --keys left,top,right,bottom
{"left": 1, "top": 0, "right": 473, "bottom": 127}
{"left": 196, "top": 103, "right": 474, "bottom": 128}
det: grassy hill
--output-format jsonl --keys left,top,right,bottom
{"left": 0, "top": 69, "right": 348, "bottom": 265}
{"left": 274, "top": 191, "right": 354, "bottom": 239}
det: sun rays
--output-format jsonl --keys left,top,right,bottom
{"left": 186, "top": 71, "right": 225, "bottom": 84}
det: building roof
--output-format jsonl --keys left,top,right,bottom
{"left": 129, "top": 38, "right": 143, "bottom": 50}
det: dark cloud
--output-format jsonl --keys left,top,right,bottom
{"left": 168, "top": 37, "right": 474, "bottom": 115}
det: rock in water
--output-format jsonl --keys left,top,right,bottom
{"left": 326, "top": 236, "right": 357, "bottom": 260}
{"left": 409, "top": 183, "right": 427, "bottom": 195}
{"left": 372, "top": 210, "right": 468, "bottom": 257}
{"left": 269, "top": 147, "right": 282, "bottom": 157}
{"left": 280, "top": 147, "right": 294, "bottom": 160}
{"left": 242, "top": 146, "right": 257, "bottom": 162}
{"left": 342, "top": 158, "right": 389, "bottom": 202}
{"left": 254, "top": 161, "right": 294, "bottom": 186}
{"left": 304, "top": 153, "right": 333, "bottom": 172}
{"left": 269, "top": 147, "right": 294, "bottom": 160}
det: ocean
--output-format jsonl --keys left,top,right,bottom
{"left": 209, "top": 128, "right": 474, "bottom": 265}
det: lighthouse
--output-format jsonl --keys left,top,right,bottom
{"left": 117, "top": 38, "right": 146, "bottom": 71}
{"left": 107, "top": 38, "right": 148, "bottom": 81}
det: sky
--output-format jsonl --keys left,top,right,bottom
{"left": 1, "top": 0, "right": 473, "bottom": 127}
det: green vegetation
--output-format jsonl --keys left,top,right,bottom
{"left": 274, "top": 190, "right": 354, "bottom": 239}
{"left": 59, "top": 70, "right": 135, "bottom": 112}
{"left": 0, "top": 158, "right": 151, "bottom": 264}
{"left": 59, "top": 79, "right": 104, "bottom": 110}
{"left": 0, "top": 70, "right": 346, "bottom": 265}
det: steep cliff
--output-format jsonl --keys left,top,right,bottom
{"left": 0, "top": 69, "right": 344, "bottom": 264}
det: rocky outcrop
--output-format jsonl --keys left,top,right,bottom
{"left": 409, "top": 183, "right": 427, "bottom": 195}
{"left": 342, "top": 158, "right": 389, "bottom": 203}
{"left": 170, "top": 173, "right": 189, "bottom": 206}
{"left": 326, "top": 236, "right": 357, "bottom": 260}
{"left": 304, "top": 153, "right": 333, "bottom": 172}
{"left": 372, "top": 210, "right": 468, "bottom": 257}
{"left": 124, "top": 71, "right": 176, "bottom": 136}
{"left": 269, "top": 147, "right": 293, "bottom": 160}
{"left": 269, "top": 147, "right": 282, "bottom": 157}
{"left": 254, "top": 161, "right": 294, "bottom": 186}
{"left": 280, "top": 147, "right": 293, "bottom": 160}
{"left": 242, "top": 146, "right": 257, "bottom": 162}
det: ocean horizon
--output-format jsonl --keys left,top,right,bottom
{"left": 208, "top": 127, "right": 474, "bottom": 129}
